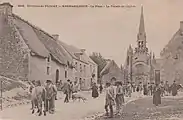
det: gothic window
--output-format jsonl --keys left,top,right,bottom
{"left": 127, "top": 56, "right": 129, "bottom": 65}
{"left": 47, "top": 67, "right": 50, "bottom": 75}
{"left": 141, "top": 41, "right": 144, "bottom": 48}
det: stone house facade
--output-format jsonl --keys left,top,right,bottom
{"left": 0, "top": 2, "right": 97, "bottom": 89}
{"left": 160, "top": 21, "right": 183, "bottom": 85}
{"left": 100, "top": 60, "right": 123, "bottom": 85}
{"left": 58, "top": 41, "right": 98, "bottom": 90}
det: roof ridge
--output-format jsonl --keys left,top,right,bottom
{"left": 12, "top": 14, "right": 57, "bottom": 41}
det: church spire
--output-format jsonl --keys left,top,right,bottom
{"left": 137, "top": 5, "right": 146, "bottom": 41}
{"left": 139, "top": 6, "right": 145, "bottom": 34}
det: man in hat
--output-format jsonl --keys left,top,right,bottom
{"left": 62, "top": 79, "right": 71, "bottom": 103}
{"left": 45, "top": 80, "right": 57, "bottom": 114}
{"left": 31, "top": 80, "right": 46, "bottom": 116}
{"left": 105, "top": 82, "right": 115, "bottom": 118}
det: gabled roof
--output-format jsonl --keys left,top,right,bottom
{"left": 57, "top": 41, "right": 89, "bottom": 64}
{"left": 100, "top": 60, "right": 122, "bottom": 76}
{"left": 10, "top": 14, "right": 72, "bottom": 65}
{"left": 12, "top": 15, "right": 49, "bottom": 58}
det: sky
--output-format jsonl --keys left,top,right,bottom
{"left": 1, "top": 0, "right": 183, "bottom": 66}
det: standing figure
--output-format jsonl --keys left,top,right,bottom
{"left": 73, "top": 81, "right": 79, "bottom": 93}
{"left": 45, "top": 80, "right": 57, "bottom": 114}
{"left": 99, "top": 83, "right": 103, "bottom": 94}
{"left": 160, "top": 81, "right": 165, "bottom": 97}
{"left": 52, "top": 83, "right": 58, "bottom": 100}
{"left": 69, "top": 82, "right": 74, "bottom": 99}
{"left": 171, "top": 81, "right": 178, "bottom": 96}
{"left": 105, "top": 82, "right": 115, "bottom": 118}
{"left": 127, "top": 82, "right": 132, "bottom": 97}
{"left": 31, "top": 80, "right": 46, "bottom": 116}
{"left": 92, "top": 83, "right": 99, "bottom": 98}
{"left": 153, "top": 83, "right": 161, "bottom": 106}
{"left": 139, "top": 82, "right": 143, "bottom": 96}
{"left": 115, "top": 81, "right": 124, "bottom": 115}
{"left": 29, "top": 80, "right": 37, "bottom": 110}
{"left": 132, "top": 82, "right": 136, "bottom": 92}
{"left": 164, "top": 81, "right": 169, "bottom": 96}
{"left": 62, "top": 79, "right": 71, "bottom": 103}
{"left": 143, "top": 84, "right": 148, "bottom": 95}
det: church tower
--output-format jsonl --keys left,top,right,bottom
{"left": 135, "top": 6, "right": 148, "bottom": 54}
{"left": 124, "top": 6, "right": 154, "bottom": 85}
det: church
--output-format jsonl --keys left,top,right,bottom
{"left": 123, "top": 6, "right": 160, "bottom": 85}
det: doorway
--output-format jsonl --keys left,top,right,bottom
{"left": 56, "top": 69, "right": 59, "bottom": 84}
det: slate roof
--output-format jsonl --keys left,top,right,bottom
{"left": 100, "top": 60, "right": 122, "bottom": 76}
{"left": 57, "top": 41, "right": 90, "bottom": 64}
{"left": 9, "top": 13, "right": 72, "bottom": 65}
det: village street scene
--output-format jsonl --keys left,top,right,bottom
{"left": 1, "top": 0, "right": 183, "bottom": 120}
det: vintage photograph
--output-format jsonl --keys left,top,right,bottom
{"left": 0, "top": 0, "right": 183, "bottom": 120}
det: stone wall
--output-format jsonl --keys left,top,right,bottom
{"left": 0, "top": 15, "right": 29, "bottom": 81}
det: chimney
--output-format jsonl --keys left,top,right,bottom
{"left": 0, "top": 2, "right": 13, "bottom": 15}
{"left": 80, "top": 49, "right": 86, "bottom": 53}
{"left": 52, "top": 34, "right": 59, "bottom": 41}
{"left": 180, "top": 21, "right": 183, "bottom": 32}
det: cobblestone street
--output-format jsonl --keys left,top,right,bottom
{"left": 95, "top": 93, "right": 183, "bottom": 120}
{"left": 0, "top": 91, "right": 138, "bottom": 120}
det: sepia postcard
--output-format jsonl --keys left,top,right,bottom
{"left": 0, "top": 0, "right": 183, "bottom": 120}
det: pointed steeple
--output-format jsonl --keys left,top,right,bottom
{"left": 137, "top": 5, "right": 146, "bottom": 41}
{"left": 128, "top": 44, "right": 133, "bottom": 54}
{"left": 139, "top": 5, "right": 145, "bottom": 34}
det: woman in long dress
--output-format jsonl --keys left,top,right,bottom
{"left": 153, "top": 84, "right": 161, "bottom": 106}
{"left": 171, "top": 81, "right": 178, "bottom": 96}
{"left": 92, "top": 83, "right": 99, "bottom": 98}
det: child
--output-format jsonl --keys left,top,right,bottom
{"left": 115, "top": 81, "right": 124, "bottom": 115}
{"left": 105, "top": 82, "right": 115, "bottom": 118}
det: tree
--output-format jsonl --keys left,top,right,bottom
{"left": 89, "top": 52, "right": 107, "bottom": 79}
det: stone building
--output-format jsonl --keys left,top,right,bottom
{"left": 58, "top": 41, "right": 98, "bottom": 90}
{"left": 160, "top": 21, "right": 183, "bottom": 84}
{"left": 123, "top": 6, "right": 160, "bottom": 85}
{"left": 0, "top": 2, "right": 97, "bottom": 89}
{"left": 100, "top": 60, "right": 123, "bottom": 85}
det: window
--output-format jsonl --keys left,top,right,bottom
{"left": 75, "top": 62, "right": 78, "bottom": 71}
{"left": 47, "top": 56, "right": 50, "bottom": 62}
{"left": 65, "top": 71, "right": 67, "bottom": 78}
{"left": 47, "top": 67, "right": 50, "bottom": 75}
{"left": 84, "top": 65, "right": 86, "bottom": 75}
{"left": 80, "top": 64, "right": 82, "bottom": 72}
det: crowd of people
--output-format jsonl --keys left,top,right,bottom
{"left": 28, "top": 79, "right": 82, "bottom": 116}
{"left": 102, "top": 79, "right": 182, "bottom": 118}
{"left": 27, "top": 78, "right": 182, "bottom": 117}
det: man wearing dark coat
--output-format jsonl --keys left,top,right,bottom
{"left": 153, "top": 83, "right": 161, "bottom": 106}
{"left": 45, "top": 80, "right": 57, "bottom": 114}
{"left": 171, "top": 81, "right": 178, "bottom": 96}
{"left": 92, "top": 83, "right": 99, "bottom": 98}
